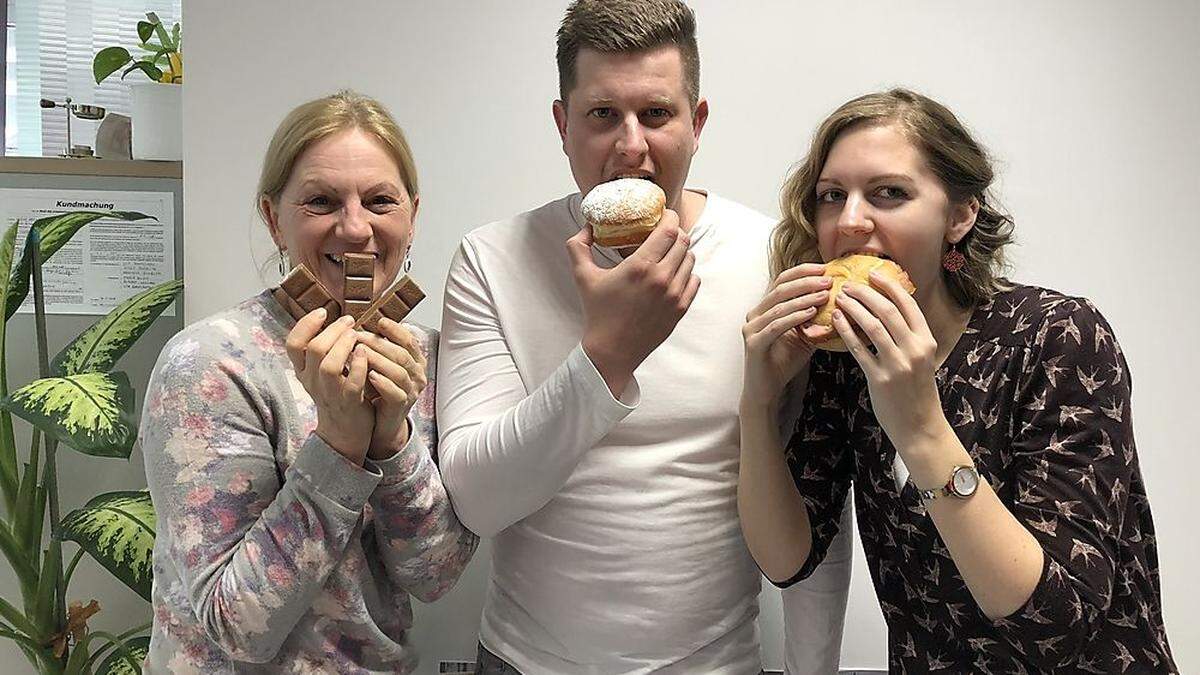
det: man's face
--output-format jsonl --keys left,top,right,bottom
{"left": 553, "top": 45, "right": 708, "bottom": 212}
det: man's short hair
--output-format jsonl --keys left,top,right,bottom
{"left": 556, "top": 0, "right": 700, "bottom": 109}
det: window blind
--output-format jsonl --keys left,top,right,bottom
{"left": 7, "top": 0, "right": 181, "bottom": 156}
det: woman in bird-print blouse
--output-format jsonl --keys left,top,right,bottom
{"left": 738, "top": 89, "right": 1176, "bottom": 673}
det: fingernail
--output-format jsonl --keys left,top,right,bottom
{"left": 833, "top": 309, "right": 843, "bottom": 320}
{"left": 315, "top": 307, "right": 327, "bottom": 318}
{"left": 339, "top": 315, "right": 354, "bottom": 325}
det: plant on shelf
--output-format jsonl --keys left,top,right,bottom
{"left": 93, "top": 12, "right": 182, "bottom": 85}
{"left": 0, "top": 211, "right": 183, "bottom": 674}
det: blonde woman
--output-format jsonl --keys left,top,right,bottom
{"left": 141, "top": 91, "right": 476, "bottom": 673}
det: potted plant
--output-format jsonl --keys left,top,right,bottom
{"left": 0, "top": 210, "right": 183, "bottom": 674}
{"left": 93, "top": 12, "right": 182, "bottom": 161}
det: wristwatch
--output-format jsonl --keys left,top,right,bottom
{"left": 915, "top": 465, "right": 980, "bottom": 503}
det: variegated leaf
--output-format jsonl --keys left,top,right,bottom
{"left": 95, "top": 634, "right": 150, "bottom": 675}
{"left": 53, "top": 278, "right": 183, "bottom": 376}
{"left": 0, "top": 372, "right": 134, "bottom": 458}
{"left": 0, "top": 222, "right": 20, "bottom": 504}
{"left": 5, "top": 211, "right": 154, "bottom": 320}
{"left": 60, "top": 491, "right": 155, "bottom": 602}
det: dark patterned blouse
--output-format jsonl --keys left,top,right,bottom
{"left": 782, "top": 283, "right": 1177, "bottom": 674}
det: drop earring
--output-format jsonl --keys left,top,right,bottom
{"left": 942, "top": 242, "right": 966, "bottom": 273}
{"left": 278, "top": 247, "right": 289, "bottom": 277}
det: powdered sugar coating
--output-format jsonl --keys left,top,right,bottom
{"left": 581, "top": 178, "right": 666, "bottom": 225}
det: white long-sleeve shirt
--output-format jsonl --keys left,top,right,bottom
{"left": 438, "top": 191, "right": 851, "bottom": 674}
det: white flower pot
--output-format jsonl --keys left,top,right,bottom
{"left": 129, "top": 81, "right": 182, "bottom": 160}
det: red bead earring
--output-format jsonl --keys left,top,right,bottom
{"left": 942, "top": 243, "right": 966, "bottom": 273}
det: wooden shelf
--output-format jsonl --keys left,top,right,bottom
{"left": 0, "top": 156, "right": 181, "bottom": 179}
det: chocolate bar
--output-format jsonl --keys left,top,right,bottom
{"left": 341, "top": 252, "right": 376, "bottom": 321}
{"left": 354, "top": 275, "right": 425, "bottom": 333}
{"left": 273, "top": 264, "right": 339, "bottom": 325}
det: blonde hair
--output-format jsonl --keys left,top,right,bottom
{"left": 256, "top": 90, "right": 418, "bottom": 232}
{"left": 556, "top": 0, "right": 700, "bottom": 109}
{"left": 772, "top": 89, "right": 1014, "bottom": 308}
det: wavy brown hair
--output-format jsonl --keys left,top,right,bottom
{"left": 771, "top": 89, "right": 1014, "bottom": 308}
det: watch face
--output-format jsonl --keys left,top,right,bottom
{"left": 952, "top": 467, "right": 979, "bottom": 496}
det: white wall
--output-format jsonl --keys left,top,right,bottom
{"left": 185, "top": 1, "right": 1200, "bottom": 672}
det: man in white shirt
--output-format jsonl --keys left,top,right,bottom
{"left": 437, "top": 1, "right": 852, "bottom": 673}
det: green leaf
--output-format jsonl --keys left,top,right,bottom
{"left": 136, "top": 21, "right": 155, "bottom": 44}
{"left": 95, "top": 634, "right": 149, "bottom": 675}
{"left": 29, "top": 484, "right": 46, "bottom": 564}
{"left": 147, "top": 48, "right": 170, "bottom": 68}
{"left": 0, "top": 595, "right": 38, "bottom": 640}
{"left": 5, "top": 211, "right": 155, "bottom": 321}
{"left": 171, "top": 23, "right": 181, "bottom": 51}
{"left": 121, "top": 61, "right": 163, "bottom": 82}
{"left": 0, "top": 521, "right": 37, "bottom": 597}
{"left": 59, "top": 492, "right": 155, "bottom": 602}
{"left": 0, "top": 222, "right": 20, "bottom": 508}
{"left": 93, "top": 47, "right": 132, "bottom": 84}
{"left": 1, "top": 373, "right": 135, "bottom": 459}
{"left": 53, "top": 279, "right": 183, "bottom": 376}
{"left": 31, "top": 543, "right": 59, "bottom": 634}
{"left": 150, "top": 15, "right": 173, "bottom": 51}
{"left": 0, "top": 625, "right": 43, "bottom": 655}
{"left": 64, "top": 631, "right": 91, "bottom": 674}
{"left": 14, "top": 459, "right": 40, "bottom": 553}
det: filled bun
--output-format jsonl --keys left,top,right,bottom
{"left": 581, "top": 178, "right": 666, "bottom": 249}
{"left": 811, "top": 253, "right": 916, "bottom": 352}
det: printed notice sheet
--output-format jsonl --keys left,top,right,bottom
{"left": 0, "top": 188, "right": 176, "bottom": 316}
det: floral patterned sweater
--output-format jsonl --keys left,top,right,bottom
{"left": 140, "top": 290, "right": 478, "bottom": 674}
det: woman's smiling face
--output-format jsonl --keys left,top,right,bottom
{"left": 263, "top": 127, "right": 418, "bottom": 301}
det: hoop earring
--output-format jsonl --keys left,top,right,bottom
{"left": 277, "top": 247, "right": 289, "bottom": 277}
{"left": 942, "top": 242, "right": 966, "bottom": 273}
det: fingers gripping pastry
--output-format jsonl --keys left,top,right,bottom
{"left": 811, "top": 253, "right": 916, "bottom": 352}
{"left": 581, "top": 178, "right": 666, "bottom": 249}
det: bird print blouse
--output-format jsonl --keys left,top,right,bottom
{"left": 782, "top": 283, "right": 1176, "bottom": 674}
{"left": 140, "top": 291, "right": 478, "bottom": 674}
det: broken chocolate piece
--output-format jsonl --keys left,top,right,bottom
{"left": 273, "top": 265, "right": 338, "bottom": 324}
{"left": 355, "top": 275, "right": 425, "bottom": 333}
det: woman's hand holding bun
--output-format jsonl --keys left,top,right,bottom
{"left": 811, "top": 254, "right": 915, "bottom": 352}
{"left": 740, "top": 264, "right": 836, "bottom": 413}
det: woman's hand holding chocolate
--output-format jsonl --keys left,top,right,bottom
{"left": 356, "top": 317, "right": 428, "bottom": 459}
{"left": 285, "top": 310, "right": 375, "bottom": 464}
